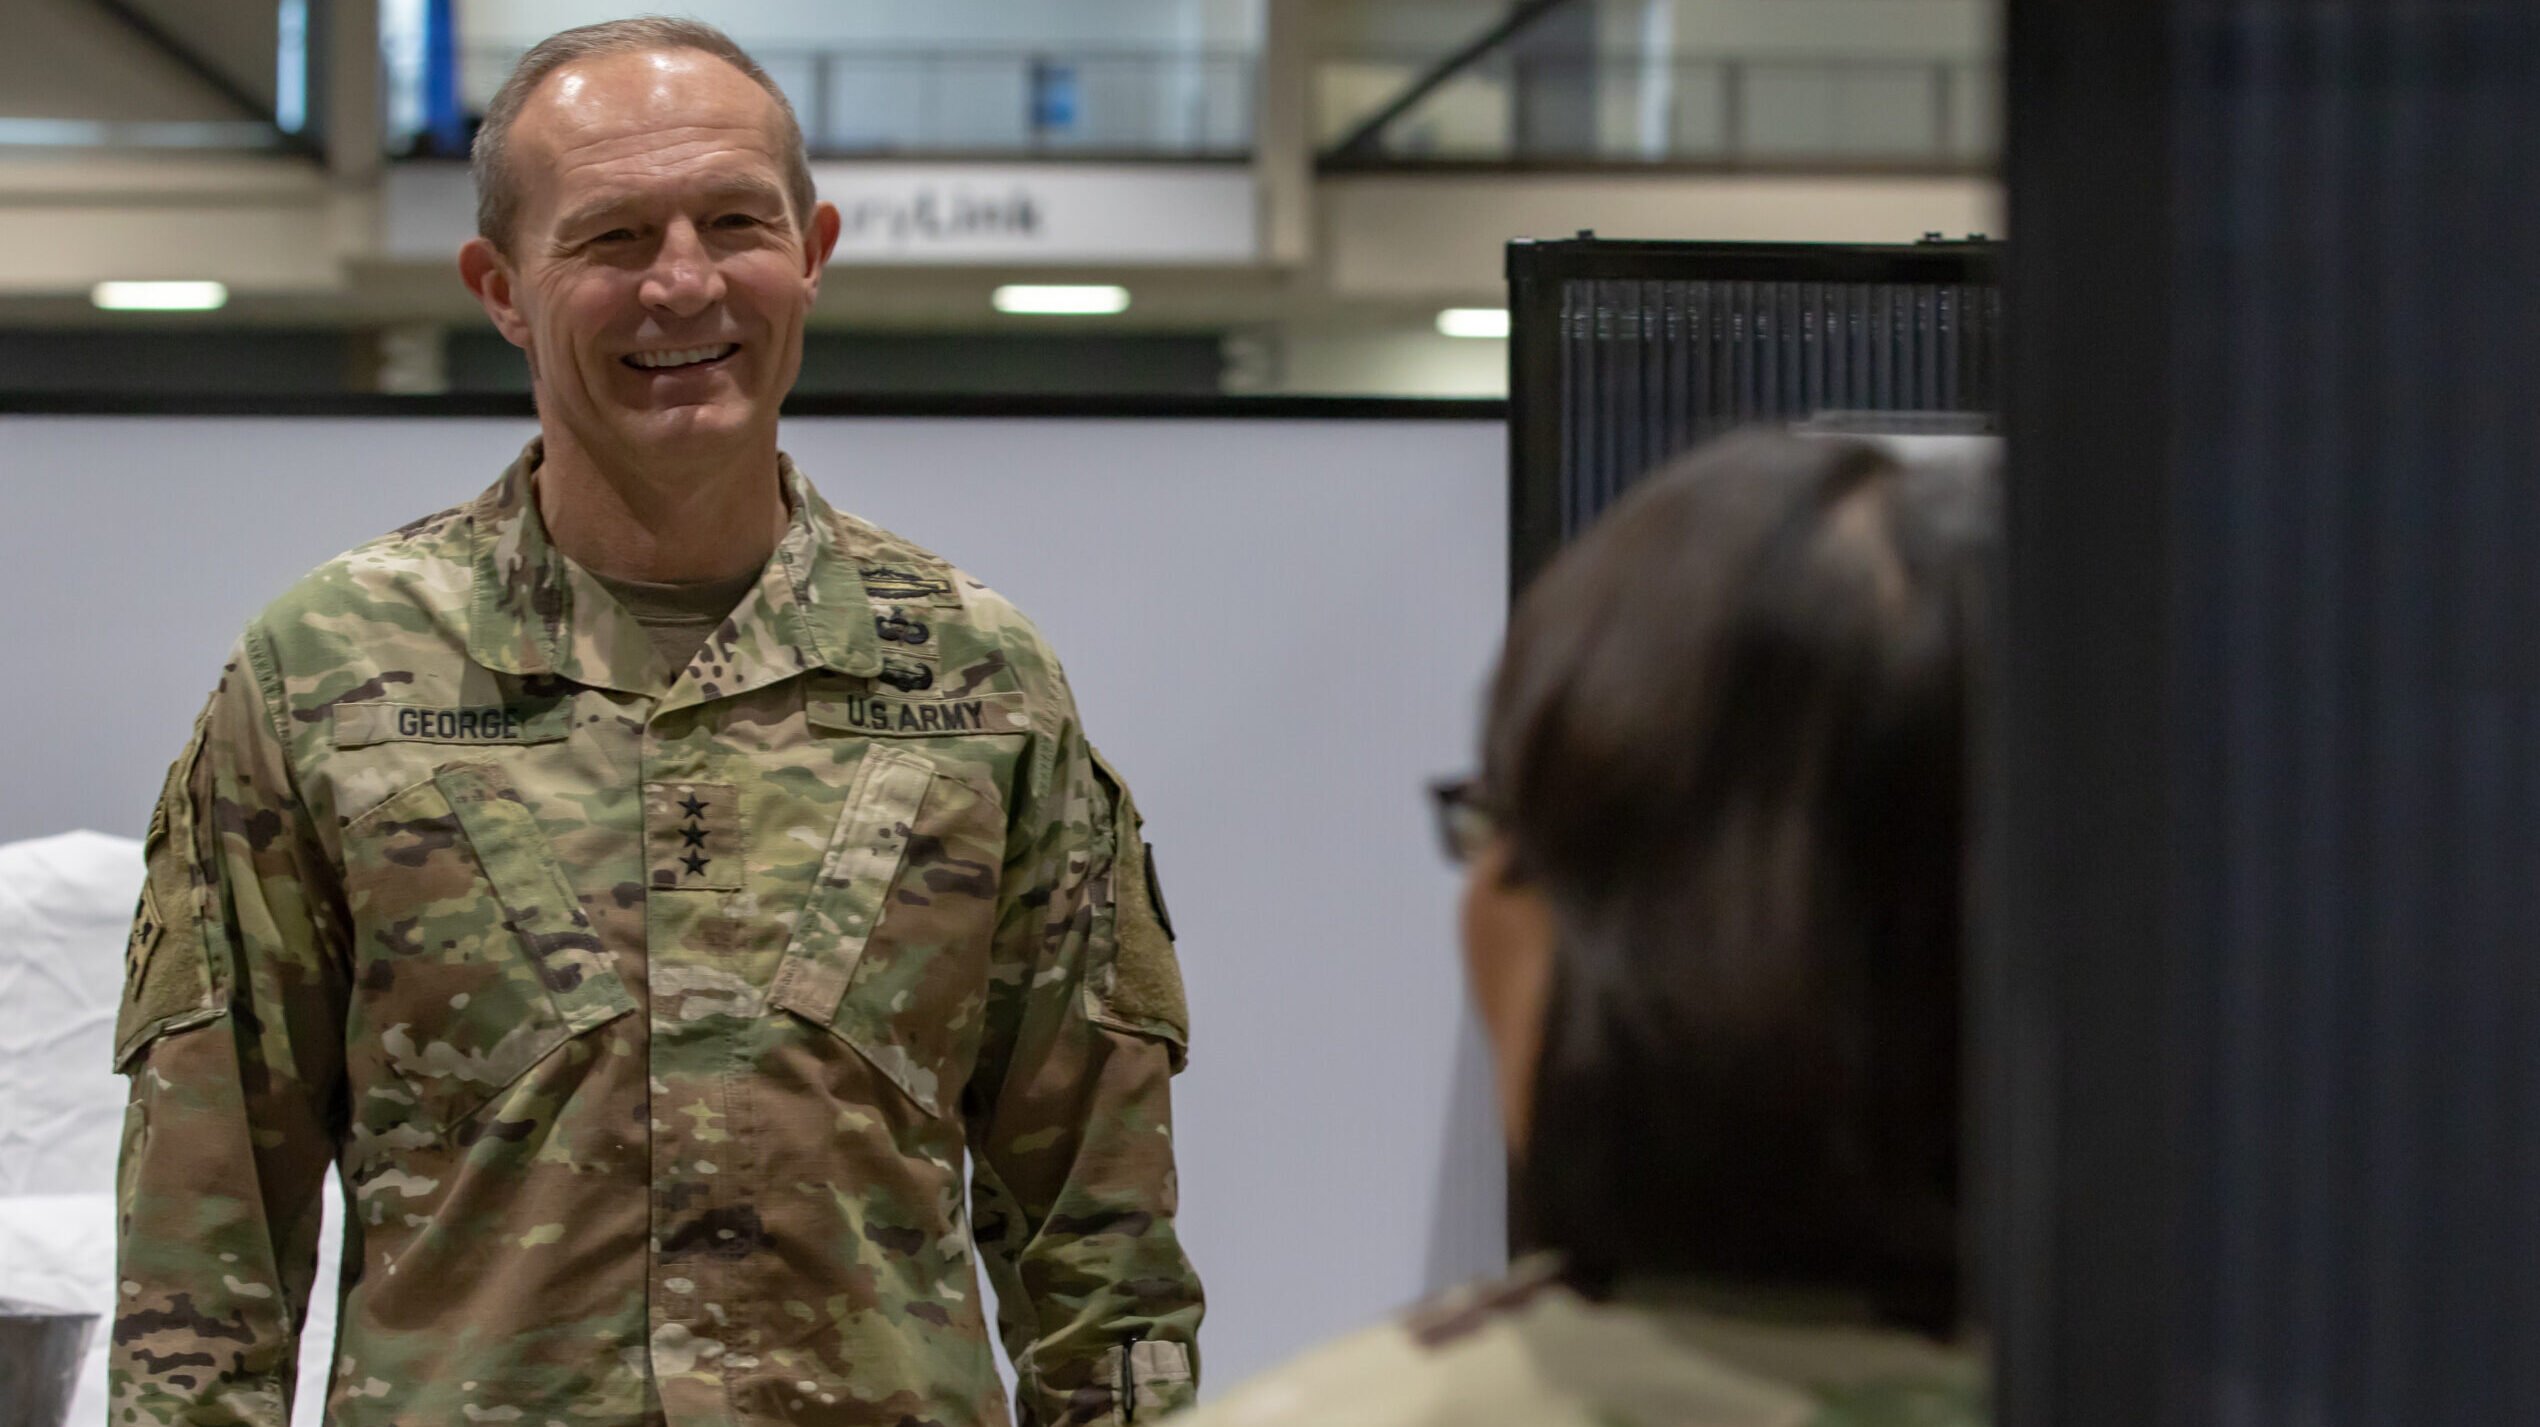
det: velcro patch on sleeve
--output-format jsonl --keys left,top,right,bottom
{"left": 1088, "top": 748, "right": 1190, "bottom": 1065}
{"left": 114, "top": 732, "right": 225, "bottom": 1070}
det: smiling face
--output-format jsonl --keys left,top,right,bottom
{"left": 460, "top": 48, "right": 840, "bottom": 479}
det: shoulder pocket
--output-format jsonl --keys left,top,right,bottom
{"left": 1087, "top": 748, "right": 1189, "bottom": 1069}
{"left": 770, "top": 746, "right": 1006, "bottom": 1117}
{"left": 114, "top": 721, "right": 225, "bottom": 1071}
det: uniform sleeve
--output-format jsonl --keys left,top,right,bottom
{"left": 112, "top": 632, "right": 346, "bottom": 1426}
{"left": 966, "top": 702, "right": 1203, "bottom": 1427}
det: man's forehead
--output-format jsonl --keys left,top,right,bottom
{"left": 518, "top": 48, "right": 783, "bottom": 155}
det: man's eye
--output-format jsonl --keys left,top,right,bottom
{"left": 713, "top": 213, "right": 761, "bottom": 229}
{"left": 591, "top": 228, "right": 637, "bottom": 243}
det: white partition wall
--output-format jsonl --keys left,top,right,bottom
{"left": 0, "top": 410, "right": 1509, "bottom": 1396}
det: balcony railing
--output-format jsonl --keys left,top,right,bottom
{"left": 0, "top": 118, "right": 297, "bottom": 153}
{"left": 423, "top": 44, "right": 1989, "bottom": 169}
{"left": 1319, "top": 53, "right": 1998, "bottom": 169}
{"left": 430, "top": 46, "right": 1257, "bottom": 160}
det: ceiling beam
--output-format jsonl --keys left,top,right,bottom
{"left": 85, "top": 0, "right": 308, "bottom": 155}
{"left": 1325, "top": 0, "right": 1587, "bottom": 163}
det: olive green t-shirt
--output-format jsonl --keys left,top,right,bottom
{"left": 590, "top": 566, "right": 762, "bottom": 681}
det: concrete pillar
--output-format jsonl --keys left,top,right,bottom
{"left": 1254, "top": 0, "right": 1315, "bottom": 268}
{"left": 1510, "top": 4, "right": 1599, "bottom": 157}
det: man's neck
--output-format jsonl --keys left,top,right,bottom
{"left": 533, "top": 427, "right": 791, "bottom": 583}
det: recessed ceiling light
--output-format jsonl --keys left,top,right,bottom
{"left": 1436, "top": 308, "right": 1511, "bottom": 339}
{"left": 92, "top": 281, "right": 230, "bottom": 312}
{"left": 993, "top": 284, "right": 1131, "bottom": 316}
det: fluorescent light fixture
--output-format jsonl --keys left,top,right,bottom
{"left": 993, "top": 284, "right": 1131, "bottom": 316}
{"left": 92, "top": 281, "right": 230, "bottom": 312}
{"left": 1437, "top": 307, "right": 1512, "bottom": 339}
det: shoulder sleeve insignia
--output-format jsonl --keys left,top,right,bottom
{"left": 114, "top": 715, "right": 226, "bottom": 1070}
{"left": 1086, "top": 747, "right": 1190, "bottom": 1066}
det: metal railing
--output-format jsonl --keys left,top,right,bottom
{"left": 1319, "top": 53, "right": 1997, "bottom": 168}
{"left": 428, "top": 44, "right": 1989, "bottom": 168}
{"left": 0, "top": 118, "right": 296, "bottom": 153}
{"left": 439, "top": 46, "right": 1256, "bottom": 159}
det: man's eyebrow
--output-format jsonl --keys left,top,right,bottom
{"left": 553, "top": 177, "right": 791, "bottom": 238}
{"left": 703, "top": 175, "right": 791, "bottom": 210}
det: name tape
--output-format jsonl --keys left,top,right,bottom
{"left": 333, "top": 703, "right": 570, "bottom": 748}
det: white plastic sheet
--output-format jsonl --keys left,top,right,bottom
{"left": 0, "top": 830, "right": 139, "bottom": 1198}
{"left": 0, "top": 832, "right": 338, "bottom": 1426}
{"left": 0, "top": 1192, "right": 115, "bottom": 1426}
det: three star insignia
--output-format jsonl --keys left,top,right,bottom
{"left": 648, "top": 782, "right": 737, "bottom": 890}
{"left": 677, "top": 791, "right": 712, "bottom": 878}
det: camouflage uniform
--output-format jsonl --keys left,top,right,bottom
{"left": 111, "top": 443, "right": 1202, "bottom": 1427}
{"left": 1169, "top": 1259, "right": 1982, "bottom": 1427}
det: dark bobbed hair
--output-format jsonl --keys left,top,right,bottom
{"left": 1487, "top": 431, "right": 1994, "bottom": 1333}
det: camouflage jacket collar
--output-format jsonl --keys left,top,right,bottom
{"left": 466, "top": 440, "right": 884, "bottom": 701}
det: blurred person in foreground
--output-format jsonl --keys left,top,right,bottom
{"left": 1175, "top": 433, "right": 1992, "bottom": 1427}
{"left": 109, "top": 17, "right": 1198, "bottom": 1426}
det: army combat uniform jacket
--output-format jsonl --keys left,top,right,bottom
{"left": 111, "top": 446, "right": 1202, "bottom": 1427}
{"left": 1169, "top": 1259, "right": 1981, "bottom": 1427}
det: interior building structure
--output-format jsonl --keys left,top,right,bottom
{"left": 0, "top": 0, "right": 1996, "bottom": 397}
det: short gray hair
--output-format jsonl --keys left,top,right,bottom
{"left": 470, "top": 17, "right": 817, "bottom": 252}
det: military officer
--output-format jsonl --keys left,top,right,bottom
{"left": 110, "top": 18, "right": 1200, "bottom": 1426}
{"left": 1167, "top": 435, "right": 1990, "bottom": 1427}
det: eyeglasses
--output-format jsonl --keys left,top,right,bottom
{"left": 1427, "top": 776, "right": 1498, "bottom": 864}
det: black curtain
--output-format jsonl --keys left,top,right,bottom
{"left": 1996, "top": 5, "right": 2540, "bottom": 1424}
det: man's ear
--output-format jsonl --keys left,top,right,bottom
{"left": 459, "top": 237, "right": 533, "bottom": 350}
{"left": 801, "top": 200, "right": 841, "bottom": 295}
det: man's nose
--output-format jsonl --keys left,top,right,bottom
{"left": 639, "top": 220, "right": 725, "bottom": 317}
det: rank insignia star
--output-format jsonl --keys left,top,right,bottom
{"left": 647, "top": 781, "right": 741, "bottom": 891}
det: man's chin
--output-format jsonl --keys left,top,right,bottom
{"left": 620, "top": 397, "right": 765, "bottom": 448}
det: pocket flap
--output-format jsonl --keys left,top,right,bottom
{"left": 435, "top": 763, "right": 633, "bottom": 1032}
{"left": 769, "top": 749, "right": 947, "bottom": 1111}
{"left": 771, "top": 750, "right": 935, "bottom": 1027}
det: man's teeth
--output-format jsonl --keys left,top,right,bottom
{"left": 627, "top": 344, "right": 737, "bottom": 369}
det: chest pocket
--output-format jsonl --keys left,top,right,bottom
{"left": 769, "top": 746, "right": 1007, "bottom": 1117}
{"left": 340, "top": 762, "right": 635, "bottom": 1137}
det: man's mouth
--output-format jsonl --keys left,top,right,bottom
{"left": 624, "top": 343, "right": 739, "bottom": 371}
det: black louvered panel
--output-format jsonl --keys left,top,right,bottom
{"left": 1508, "top": 240, "right": 2001, "bottom": 591}
{"left": 2173, "top": 5, "right": 2540, "bottom": 1423}
{"left": 1999, "top": 5, "right": 2540, "bottom": 1426}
